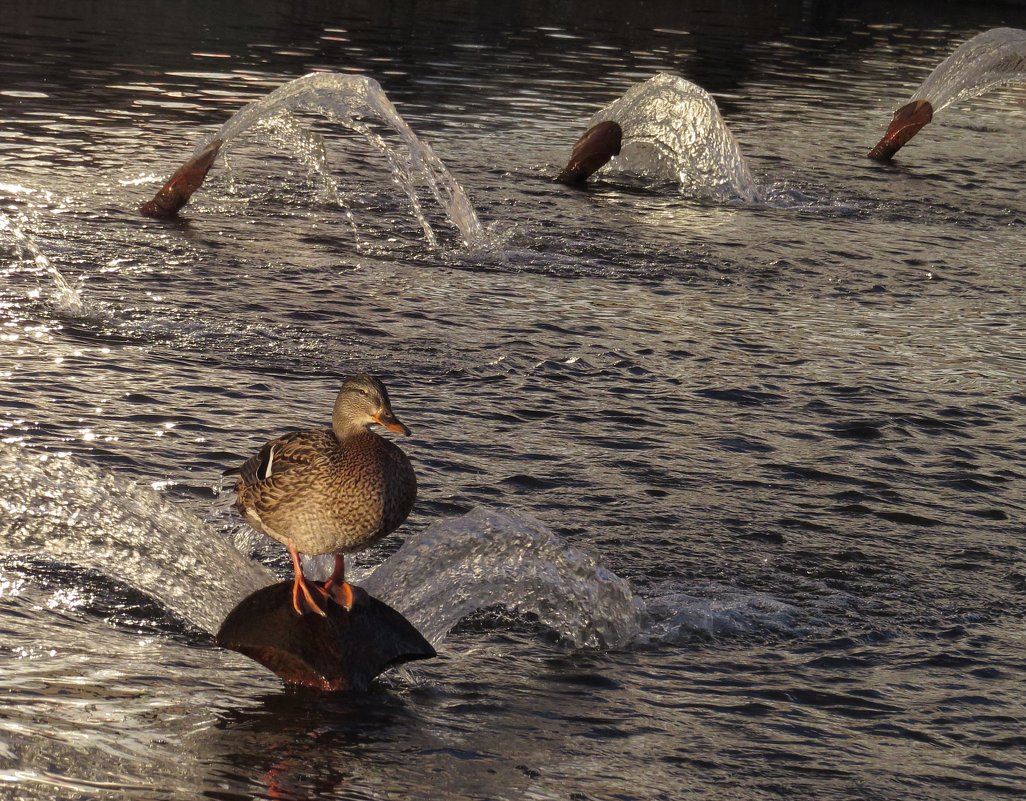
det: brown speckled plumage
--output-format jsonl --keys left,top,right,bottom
{"left": 234, "top": 375, "right": 416, "bottom": 560}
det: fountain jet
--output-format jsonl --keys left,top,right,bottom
{"left": 139, "top": 72, "right": 483, "bottom": 247}
{"left": 0, "top": 443, "right": 642, "bottom": 690}
{"left": 576, "top": 73, "right": 758, "bottom": 201}
{"left": 868, "top": 27, "right": 1026, "bottom": 161}
{"left": 0, "top": 211, "right": 84, "bottom": 312}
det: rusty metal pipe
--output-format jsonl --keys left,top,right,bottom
{"left": 216, "top": 581, "right": 435, "bottom": 692}
{"left": 867, "top": 100, "right": 934, "bottom": 161}
{"left": 556, "top": 121, "right": 623, "bottom": 185}
{"left": 140, "top": 138, "right": 224, "bottom": 218}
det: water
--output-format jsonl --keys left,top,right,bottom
{"left": 0, "top": 442, "right": 270, "bottom": 633}
{"left": 588, "top": 73, "right": 758, "bottom": 200}
{"left": 0, "top": 211, "right": 83, "bottom": 313}
{"left": 361, "top": 507, "right": 645, "bottom": 648}
{"left": 910, "top": 27, "right": 1026, "bottom": 112}
{"left": 2, "top": 2, "right": 1026, "bottom": 799}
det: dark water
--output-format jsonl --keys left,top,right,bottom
{"left": 2, "top": 1, "right": 1026, "bottom": 799}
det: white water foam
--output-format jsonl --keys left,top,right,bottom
{"left": 640, "top": 581, "right": 804, "bottom": 644}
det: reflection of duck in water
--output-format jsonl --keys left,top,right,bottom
{"left": 234, "top": 375, "right": 417, "bottom": 616}
{"left": 868, "top": 27, "right": 1026, "bottom": 161}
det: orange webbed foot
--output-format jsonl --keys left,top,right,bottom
{"left": 321, "top": 553, "right": 356, "bottom": 611}
{"left": 290, "top": 575, "right": 328, "bottom": 617}
{"left": 287, "top": 541, "right": 328, "bottom": 617}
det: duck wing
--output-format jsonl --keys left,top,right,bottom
{"left": 237, "top": 429, "right": 336, "bottom": 487}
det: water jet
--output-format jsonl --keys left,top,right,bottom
{"left": 140, "top": 72, "right": 483, "bottom": 248}
{"left": 575, "top": 73, "right": 758, "bottom": 200}
{"left": 868, "top": 27, "right": 1026, "bottom": 161}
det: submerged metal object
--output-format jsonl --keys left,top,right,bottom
{"left": 140, "top": 139, "right": 223, "bottom": 217}
{"left": 556, "top": 120, "right": 623, "bottom": 185}
{"left": 216, "top": 581, "right": 435, "bottom": 691}
{"left": 867, "top": 100, "right": 934, "bottom": 161}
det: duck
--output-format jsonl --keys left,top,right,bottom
{"left": 234, "top": 374, "right": 417, "bottom": 616}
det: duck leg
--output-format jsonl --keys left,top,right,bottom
{"left": 287, "top": 542, "right": 328, "bottom": 617}
{"left": 322, "top": 554, "right": 356, "bottom": 611}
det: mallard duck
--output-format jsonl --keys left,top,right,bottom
{"left": 234, "top": 375, "right": 417, "bottom": 616}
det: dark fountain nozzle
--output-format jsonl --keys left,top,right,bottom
{"left": 556, "top": 120, "right": 623, "bottom": 185}
{"left": 140, "top": 138, "right": 224, "bottom": 218}
{"left": 867, "top": 100, "right": 934, "bottom": 162}
{"left": 217, "top": 582, "right": 436, "bottom": 692}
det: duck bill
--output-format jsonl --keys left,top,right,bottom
{"left": 867, "top": 100, "right": 933, "bottom": 162}
{"left": 556, "top": 120, "right": 623, "bottom": 185}
{"left": 374, "top": 412, "right": 411, "bottom": 436}
{"left": 140, "top": 138, "right": 224, "bottom": 218}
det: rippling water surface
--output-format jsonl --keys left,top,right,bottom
{"left": 2, "top": 1, "right": 1026, "bottom": 799}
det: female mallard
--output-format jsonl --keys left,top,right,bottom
{"left": 234, "top": 374, "right": 416, "bottom": 616}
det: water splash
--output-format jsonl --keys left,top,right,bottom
{"left": 0, "top": 445, "right": 643, "bottom": 651}
{"left": 362, "top": 507, "right": 646, "bottom": 649}
{"left": 910, "top": 27, "right": 1026, "bottom": 112}
{"left": 257, "top": 111, "right": 343, "bottom": 207}
{"left": 0, "top": 442, "right": 810, "bottom": 654}
{"left": 0, "top": 443, "right": 272, "bottom": 634}
{"left": 255, "top": 110, "right": 365, "bottom": 248}
{"left": 0, "top": 212, "right": 84, "bottom": 313}
{"left": 588, "top": 73, "right": 759, "bottom": 201}
{"left": 641, "top": 582, "right": 803, "bottom": 644}
{"left": 196, "top": 72, "right": 484, "bottom": 248}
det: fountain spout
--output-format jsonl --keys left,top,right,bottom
{"left": 580, "top": 73, "right": 758, "bottom": 200}
{"left": 867, "top": 27, "right": 1026, "bottom": 161}
{"left": 556, "top": 121, "right": 623, "bottom": 185}
{"left": 140, "top": 139, "right": 223, "bottom": 218}
{"left": 138, "top": 72, "right": 483, "bottom": 247}
{"left": 216, "top": 582, "right": 435, "bottom": 691}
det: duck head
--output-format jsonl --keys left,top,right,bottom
{"left": 333, "top": 375, "right": 411, "bottom": 437}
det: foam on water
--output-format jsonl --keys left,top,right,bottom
{"left": 910, "top": 27, "right": 1026, "bottom": 112}
{"left": 588, "top": 73, "right": 759, "bottom": 201}
{"left": 641, "top": 581, "right": 805, "bottom": 644}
